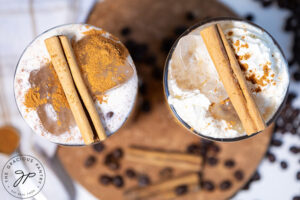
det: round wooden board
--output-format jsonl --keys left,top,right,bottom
{"left": 57, "top": 0, "right": 273, "bottom": 199}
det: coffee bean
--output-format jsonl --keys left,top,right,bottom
{"left": 219, "top": 180, "right": 232, "bottom": 190}
{"left": 139, "top": 82, "right": 148, "bottom": 95}
{"left": 242, "top": 181, "right": 250, "bottom": 190}
{"left": 120, "top": 27, "right": 131, "bottom": 36}
{"left": 296, "top": 171, "right": 300, "bottom": 180}
{"left": 113, "top": 175, "right": 124, "bottom": 188}
{"left": 175, "top": 185, "right": 188, "bottom": 196}
{"left": 210, "top": 144, "right": 221, "bottom": 153}
{"left": 185, "top": 11, "right": 196, "bottom": 21}
{"left": 174, "top": 26, "right": 188, "bottom": 36}
{"left": 202, "top": 180, "right": 215, "bottom": 191}
{"left": 113, "top": 148, "right": 124, "bottom": 159}
{"left": 161, "top": 37, "right": 176, "bottom": 53}
{"left": 260, "top": 0, "right": 274, "bottom": 7}
{"left": 106, "top": 112, "right": 114, "bottom": 118}
{"left": 245, "top": 13, "right": 254, "bottom": 21}
{"left": 280, "top": 161, "right": 288, "bottom": 169}
{"left": 125, "top": 40, "right": 148, "bottom": 62}
{"left": 159, "top": 167, "right": 173, "bottom": 179}
{"left": 234, "top": 170, "right": 244, "bottom": 181}
{"left": 186, "top": 143, "right": 201, "bottom": 155}
{"left": 152, "top": 66, "right": 163, "bottom": 80}
{"left": 224, "top": 159, "right": 235, "bottom": 168}
{"left": 271, "top": 139, "right": 282, "bottom": 147}
{"left": 93, "top": 142, "right": 105, "bottom": 153}
{"left": 105, "top": 153, "right": 115, "bottom": 165}
{"left": 293, "top": 196, "right": 300, "bottom": 200}
{"left": 85, "top": 155, "right": 96, "bottom": 167}
{"left": 125, "top": 168, "right": 136, "bottom": 179}
{"left": 207, "top": 157, "right": 218, "bottom": 166}
{"left": 266, "top": 152, "right": 276, "bottom": 162}
{"left": 144, "top": 54, "right": 157, "bottom": 65}
{"left": 293, "top": 71, "right": 300, "bottom": 81}
{"left": 141, "top": 100, "right": 151, "bottom": 112}
{"left": 290, "top": 146, "right": 300, "bottom": 154}
{"left": 252, "top": 171, "right": 260, "bottom": 181}
{"left": 108, "top": 161, "right": 120, "bottom": 170}
{"left": 99, "top": 175, "right": 112, "bottom": 185}
{"left": 138, "top": 175, "right": 151, "bottom": 187}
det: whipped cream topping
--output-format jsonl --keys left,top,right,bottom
{"left": 167, "top": 20, "right": 289, "bottom": 139}
{"left": 14, "top": 24, "right": 138, "bottom": 145}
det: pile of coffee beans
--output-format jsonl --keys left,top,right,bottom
{"left": 104, "top": 148, "right": 124, "bottom": 171}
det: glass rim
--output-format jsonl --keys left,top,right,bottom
{"left": 13, "top": 23, "right": 138, "bottom": 146}
{"left": 163, "top": 17, "right": 290, "bottom": 142}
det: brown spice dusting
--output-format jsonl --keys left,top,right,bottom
{"left": 234, "top": 40, "right": 240, "bottom": 47}
{"left": 24, "top": 87, "right": 47, "bottom": 111}
{"left": 228, "top": 31, "right": 233, "bottom": 36}
{"left": 239, "top": 53, "right": 251, "bottom": 60}
{"left": 246, "top": 64, "right": 272, "bottom": 87}
{"left": 239, "top": 62, "right": 249, "bottom": 71}
{"left": 72, "top": 29, "right": 133, "bottom": 98}
{"left": 241, "top": 43, "right": 249, "bottom": 48}
{"left": 254, "top": 87, "right": 262, "bottom": 93}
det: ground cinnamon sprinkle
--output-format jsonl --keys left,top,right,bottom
{"left": 24, "top": 87, "right": 47, "bottom": 111}
{"left": 72, "top": 29, "right": 131, "bottom": 102}
{"left": 24, "top": 63, "right": 69, "bottom": 125}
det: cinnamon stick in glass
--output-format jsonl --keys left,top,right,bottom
{"left": 200, "top": 24, "right": 266, "bottom": 135}
{"left": 59, "top": 36, "right": 107, "bottom": 141}
{"left": 45, "top": 36, "right": 95, "bottom": 144}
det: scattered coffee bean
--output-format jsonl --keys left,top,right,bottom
{"left": 290, "top": 146, "right": 300, "bottom": 154}
{"left": 185, "top": 11, "right": 196, "bottom": 21}
{"left": 271, "top": 139, "right": 282, "bottom": 147}
{"left": 152, "top": 66, "right": 163, "bottom": 80}
{"left": 106, "top": 111, "right": 114, "bottom": 118}
{"left": 234, "top": 170, "right": 244, "bottom": 181}
{"left": 266, "top": 152, "right": 276, "bottom": 162}
{"left": 207, "top": 157, "right": 218, "bottom": 166}
{"left": 125, "top": 168, "right": 136, "bottom": 179}
{"left": 113, "top": 148, "right": 124, "bottom": 159}
{"left": 202, "top": 180, "right": 215, "bottom": 191}
{"left": 210, "top": 144, "right": 221, "bottom": 153}
{"left": 141, "top": 100, "right": 151, "bottom": 112}
{"left": 120, "top": 27, "right": 131, "bottom": 36}
{"left": 144, "top": 54, "right": 157, "bottom": 65}
{"left": 85, "top": 155, "right": 96, "bottom": 167}
{"left": 252, "top": 171, "right": 261, "bottom": 181}
{"left": 175, "top": 185, "right": 188, "bottom": 196}
{"left": 224, "top": 159, "right": 235, "bottom": 168}
{"left": 161, "top": 37, "right": 176, "bottom": 53}
{"left": 296, "top": 171, "right": 300, "bottom": 180}
{"left": 125, "top": 39, "right": 148, "bottom": 62}
{"left": 293, "top": 71, "right": 300, "bottom": 81}
{"left": 242, "top": 181, "right": 250, "bottom": 190}
{"left": 245, "top": 13, "right": 254, "bottom": 21}
{"left": 174, "top": 26, "right": 187, "bottom": 36}
{"left": 159, "top": 167, "right": 173, "bottom": 179}
{"left": 93, "top": 142, "right": 105, "bottom": 153}
{"left": 219, "top": 180, "right": 232, "bottom": 190}
{"left": 293, "top": 196, "right": 300, "bottom": 200}
{"left": 186, "top": 143, "right": 201, "bottom": 155}
{"left": 105, "top": 153, "right": 115, "bottom": 165}
{"left": 113, "top": 175, "right": 124, "bottom": 188}
{"left": 138, "top": 175, "right": 151, "bottom": 187}
{"left": 139, "top": 82, "right": 148, "bottom": 95}
{"left": 99, "top": 175, "right": 112, "bottom": 185}
{"left": 280, "top": 161, "right": 288, "bottom": 169}
{"left": 108, "top": 161, "right": 120, "bottom": 171}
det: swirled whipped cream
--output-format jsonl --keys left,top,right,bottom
{"left": 167, "top": 20, "right": 289, "bottom": 139}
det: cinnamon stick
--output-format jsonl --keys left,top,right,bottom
{"left": 44, "top": 36, "right": 94, "bottom": 144}
{"left": 124, "top": 173, "right": 200, "bottom": 200}
{"left": 126, "top": 146, "right": 202, "bottom": 171}
{"left": 59, "top": 36, "right": 107, "bottom": 141}
{"left": 200, "top": 24, "right": 266, "bottom": 135}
